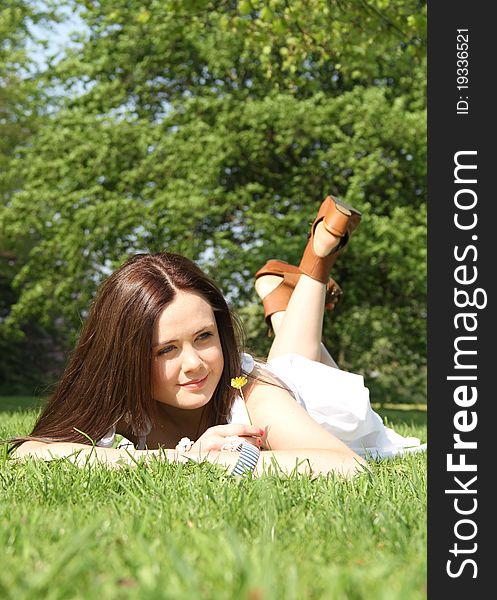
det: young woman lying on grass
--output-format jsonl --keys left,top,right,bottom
{"left": 10, "top": 195, "right": 425, "bottom": 477}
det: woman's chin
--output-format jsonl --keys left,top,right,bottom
{"left": 176, "top": 391, "right": 212, "bottom": 410}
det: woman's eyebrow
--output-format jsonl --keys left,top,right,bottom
{"left": 152, "top": 324, "right": 216, "bottom": 348}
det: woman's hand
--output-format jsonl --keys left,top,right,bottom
{"left": 188, "top": 424, "right": 263, "bottom": 454}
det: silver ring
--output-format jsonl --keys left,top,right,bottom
{"left": 221, "top": 435, "right": 244, "bottom": 452}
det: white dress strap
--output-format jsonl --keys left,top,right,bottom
{"left": 241, "top": 352, "right": 255, "bottom": 373}
{"left": 96, "top": 426, "right": 116, "bottom": 448}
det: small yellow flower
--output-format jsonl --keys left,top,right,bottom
{"left": 230, "top": 375, "right": 248, "bottom": 389}
{"left": 230, "top": 375, "right": 252, "bottom": 425}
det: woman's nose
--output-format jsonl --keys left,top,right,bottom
{"left": 181, "top": 346, "right": 204, "bottom": 372}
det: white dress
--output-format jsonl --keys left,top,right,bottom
{"left": 228, "top": 353, "right": 426, "bottom": 459}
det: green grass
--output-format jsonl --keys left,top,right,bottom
{"left": 0, "top": 397, "right": 426, "bottom": 600}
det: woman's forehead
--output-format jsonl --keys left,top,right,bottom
{"left": 153, "top": 291, "right": 216, "bottom": 343}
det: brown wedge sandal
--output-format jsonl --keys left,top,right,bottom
{"left": 255, "top": 259, "right": 342, "bottom": 334}
{"left": 298, "top": 195, "right": 361, "bottom": 283}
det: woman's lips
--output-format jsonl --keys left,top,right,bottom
{"left": 179, "top": 375, "right": 208, "bottom": 390}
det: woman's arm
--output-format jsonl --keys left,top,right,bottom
{"left": 13, "top": 440, "right": 251, "bottom": 470}
{"left": 12, "top": 440, "right": 168, "bottom": 466}
{"left": 12, "top": 441, "right": 248, "bottom": 470}
{"left": 256, "top": 449, "right": 364, "bottom": 478}
{"left": 245, "top": 377, "right": 367, "bottom": 467}
{"left": 13, "top": 441, "right": 364, "bottom": 477}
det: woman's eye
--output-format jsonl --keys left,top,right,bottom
{"left": 198, "top": 331, "right": 213, "bottom": 341}
{"left": 158, "top": 346, "right": 175, "bottom": 356}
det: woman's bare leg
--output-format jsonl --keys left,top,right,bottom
{"left": 266, "top": 274, "right": 325, "bottom": 361}
{"left": 255, "top": 221, "right": 342, "bottom": 363}
{"left": 268, "top": 311, "right": 338, "bottom": 367}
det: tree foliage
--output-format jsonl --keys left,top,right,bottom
{"left": 0, "top": 1, "right": 64, "bottom": 393}
{"left": 1, "top": 0, "right": 426, "bottom": 402}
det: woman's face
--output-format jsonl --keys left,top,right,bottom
{"left": 151, "top": 290, "right": 224, "bottom": 410}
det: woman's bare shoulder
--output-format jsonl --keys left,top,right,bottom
{"left": 248, "top": 363, "right": 287, "bottom": 388}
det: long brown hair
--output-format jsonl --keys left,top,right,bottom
{"left": 11, "top": 253, "right": 244, "bottom": 447}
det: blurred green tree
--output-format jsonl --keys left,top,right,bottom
{"left": 1, "top": 0, "right": 426, "bottom": 402}
{"left": 0, "top": 0, "right": 63, "bottom": 393}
